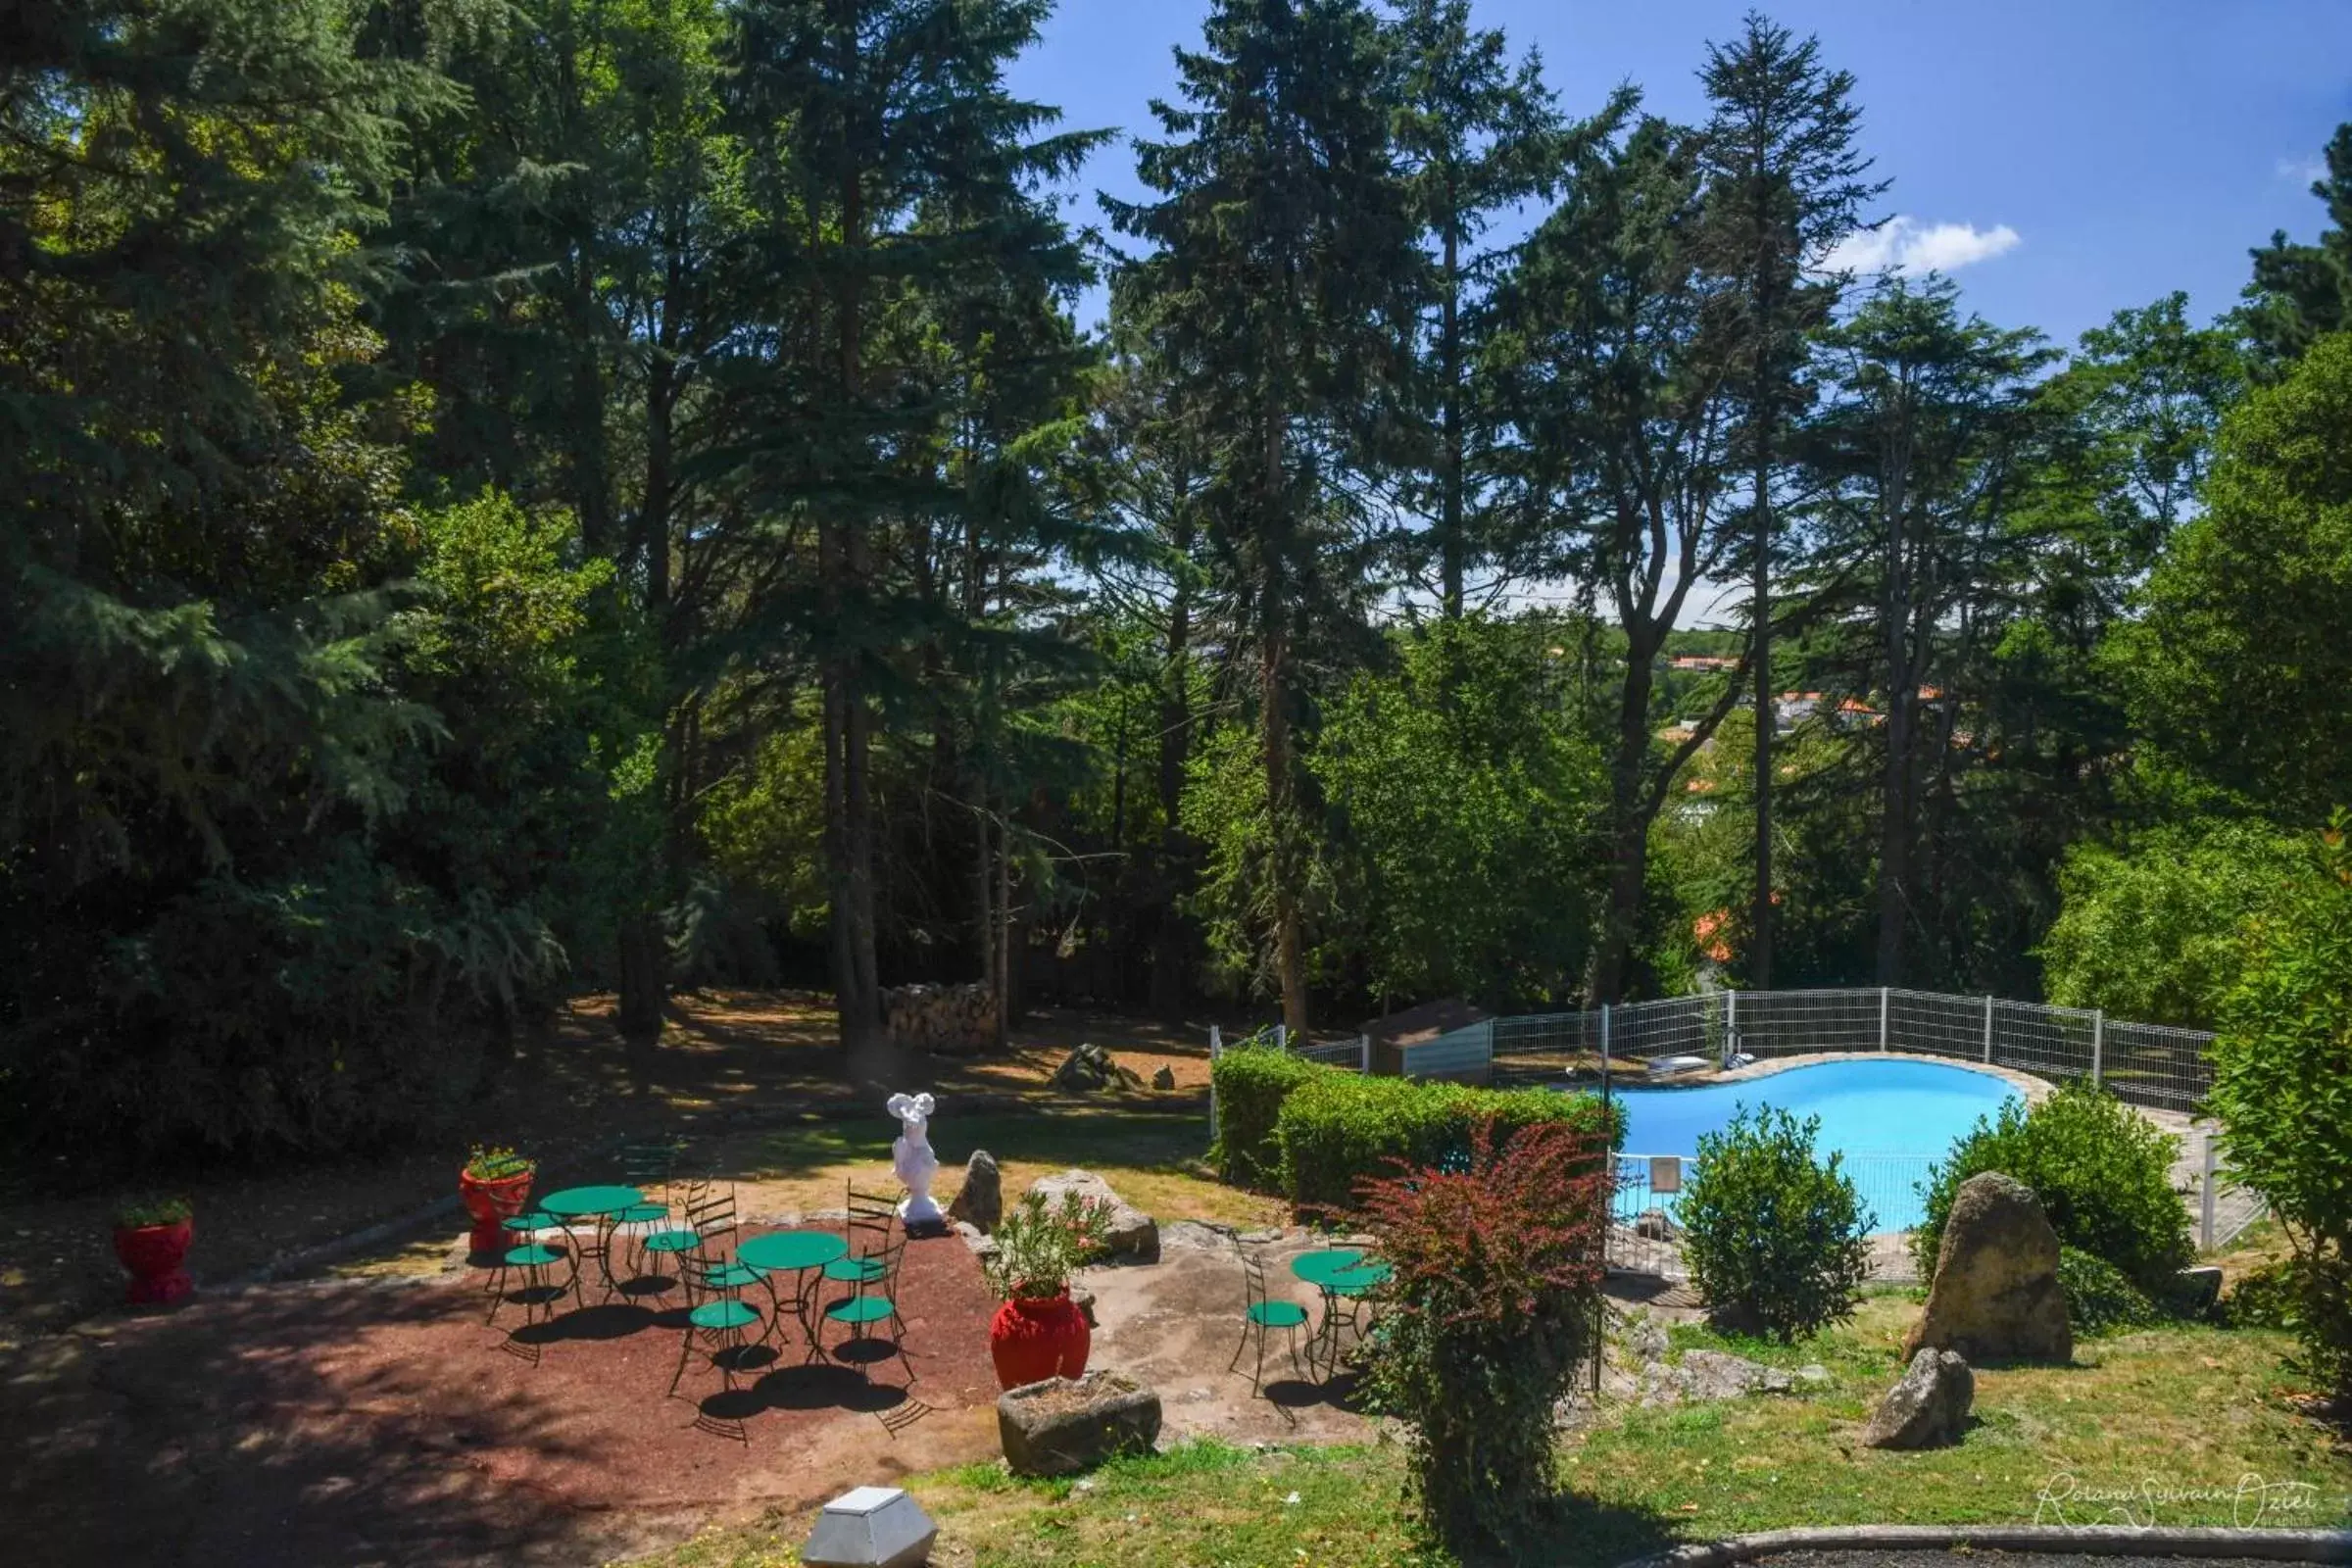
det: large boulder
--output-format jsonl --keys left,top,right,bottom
{"left": 1862, "top": 1347, "right": 1974, "bottom": 1449}
{"left": 997, "top": 1371, "right": 1162, "bottom": 1477}
{"left": 1050, "top": 1042, "right": 1140, "bottom": 1093}
{"left": 1028, "top": 1169, "right": 1159, "bottom": 1263}
{"left": 948, "top": 1149, "right": 1003, "bottom": 1234}
{"left": 1905, "top": 1172, "right": 2072, "bottom": 1364}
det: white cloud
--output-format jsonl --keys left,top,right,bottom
{"left": 2278, "top": 155, "right": 2328, "bottom": 185}
{"left": 1819, "top": 215, "right": 2022, "bottom": 278}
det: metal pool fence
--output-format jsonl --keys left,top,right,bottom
{"left": 1400, "top": 984, "right": 2266, "bottom": 1258}
{"left": 1416, "top": 985, "right": 2215, "bottom": 1114}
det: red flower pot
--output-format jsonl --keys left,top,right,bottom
{"left": 459, "top": 1166, "right": 535, "bottom": 1257}
{"left": 989, "top": 1292, "right": 1090, "bottom": 1390}
{"left": 113, "top": 1218, "right": 193, "bottom": 1306}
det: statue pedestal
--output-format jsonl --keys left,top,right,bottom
{"left": 898, "top": 1194, "right": 949, "bottom": 1238}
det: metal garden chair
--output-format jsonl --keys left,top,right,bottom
{"left": 1229, "top": 1242, "right": 1310, "bottom": 1395}
{"left": 665, "top": 1253, "right": 770, "bottom": 1439}
{"left": 818, "top": 1230, "right": 912, "bottom": 1384}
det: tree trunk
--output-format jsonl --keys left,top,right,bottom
{"left": 1748, "top": 453, "right": 1775, "bottom": 991}
{"left": 1877, "top": 505, "right": 1913, "bottom": 985}
{"left": 1439, "top": 222, "right": 1466, "bottom": 619}
{"left": 616, "top": 912, "right": 665, "bottom": 1083}
{"left": 1262, "top": 624, "right": 1309, "bottom": 1036}
{"left": 1151, "top": 563, "right": 1193, "bottom": 1019}
{"left": 1593, "top": 634, "right": 1661, "bottom": 1004}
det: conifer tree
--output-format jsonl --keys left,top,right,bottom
{"left": 1107, "top": 0, "right": 1419, "bottom": 1033}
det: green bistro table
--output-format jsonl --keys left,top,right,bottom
{"left": 737, "top": 1229, "right": 849, "bottom": 1350}
{"left": 1292, "top": 1249, "right": 1382, "bottom": 1375}
{"left": 538, "top": 1184, "right": 645, "bottom": 1304}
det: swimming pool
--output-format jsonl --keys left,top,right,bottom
{"left": 1610, "top": 1057, "right": 2022, "bottom": 1231}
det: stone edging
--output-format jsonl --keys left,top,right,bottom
{"left": 1618, "top": 1525, "right": 2352, "bottom": 1568}
{"left": 1699, "top": 1050, "right": 2056, "bottom": 1105}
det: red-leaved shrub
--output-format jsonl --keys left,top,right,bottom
{"left": 1356, "top": 1117, "right": 1609, "bottom": 1555}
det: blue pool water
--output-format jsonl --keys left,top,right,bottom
{"left": 1611, "top": 1058, "right": 2022, "bottom": 1232}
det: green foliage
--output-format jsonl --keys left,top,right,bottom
{"left": 1311, "top": 617, "right": 1607, "bottom": 1005}
{"left": 2057, "top": 1246, "right": 2165, "bottom": 1337}
{"left": 2220, "top": 1257, "right": 2303, "bottom": 1331}
{"left": 2040, "top": 822, "right": 2304, "bottom": 1027}
{"left": 464, "top": 1146, "right": 533, "bottom": 1181}
{"left": 1207, "top": 1041, "right": 1326, "bottom": 1189}
{"left": 980, "top": 1189, "right": 1115, "bottom": 1301}
{"left": 114, "top": 1195, "right": 194, "bottom": 1230}
{"left": 1357, "top": 1120, "right": 1609, "bottom": 1557}
{"left": 2209, "top": 813, "right": 2352, "bottom": 1398}
{"left": 1912, "top": 1084, "right": 2191, "bottom": 1288}
{"left": 1679, "top": 1106, "right": 1873, "bottom": 1341}
{"left": 1274, "top": 1073, "right": 1617, "bottom": 1214}
{"left": 2116, "top": 334, "right": 2352, "bottom": 822}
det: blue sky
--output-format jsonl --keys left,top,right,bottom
{"left": 1008, "top": 0, "right": 2352, "bottom": 350}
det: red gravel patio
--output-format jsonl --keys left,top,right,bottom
{"left": 0, "top": 1225, "right": 1004, "bottom": 1568}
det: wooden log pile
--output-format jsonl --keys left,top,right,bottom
{"left": 883, "top": 982, "right": 1000, "bottom": 1054}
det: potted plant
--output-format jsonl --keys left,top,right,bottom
{"left": 458, "top": 1145, "right": 535, "bottom": 1258}
{"left": 113, "top": 1195, "right": 194, "bottom": 1305}
{"left": 982, "top": 1188, "right": 1113, "bottom": 1390}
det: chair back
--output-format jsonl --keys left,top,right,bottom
{"left": 679, "top": 1182, "right": 736, "bottom": 1255}
{"left": 844, "top": 1180, "right": 896, "bottom": 1256}
{"left": 680, "top": 1252, "right": 741, "bottom": 1307}
{"left": 853, "top": 1232, "right": 908, "bottom": 1298}
{"left": 621, "top": 1136, "right": 686, "bottom": 1206}
{"left": 1238, "top": 1242, "right": 1276, "bottom": 1311}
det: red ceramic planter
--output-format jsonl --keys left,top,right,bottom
{"left": 459, "top": 1167, "right": 535, "bottom": 1256}
{"left": 113, "top": 1218, "right": 194, "bottom": 1305}
{"left": 989, "top": 1292, "right": 1090, "bottom": 1390}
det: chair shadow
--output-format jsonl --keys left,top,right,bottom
{"left": 513, "top": 1302, "right": 659, "bottom": 1346}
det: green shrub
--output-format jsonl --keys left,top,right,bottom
{"left": 1679, "top": 1105, "right": 1874, "bottom": 1341}
{"left": 2209, "top": 813, "right": 2352, "bottom": 1401}
{"left": 1912, "top": 1082, "right": 2191, "bottom": 1289}
{"left": 1358, "top": 1120, "right": 1609, "bottom": 1557}
{"left": 1274, "top": 1073, "right": 1617, "bottom": 1213}
{"left": 2219, "top": 1258, "right": 2301, "bottom": 1331}
{"left": 1209, "top": 1042, "right": 1328, "bottom": 1189}
{"left": 2057, "top": 1245, "right": 2164, "bottom": 1336}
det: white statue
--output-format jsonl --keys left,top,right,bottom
{"left": 888, "top": 1092, "right": 945, "bottom": 1231}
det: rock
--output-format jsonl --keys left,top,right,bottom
{"left": 948, "top": 1150, "right": 1003, "bottom": 1234}
{"left": 1796, "top": 1363, "right": 1830, "bottom": 1385}
{"left": 1151, "top": 1065, "right": 1176, "bottom": 1090}
{"left": 1051, "top": 1043, "right": 1140, "bottom": 1093}
{"left": 1638, "top": 1349, "right": 1793, "bottom": 1404}
{"left": 1862, "top": 1347, "right": 1974, "bottom": 1449}
{"left": 1028, "top": 1169, "right": 1159, "bottom": 1263}
{"left": 1905, "top": 1172, "right": 2072, "bottom": 1364}
{"left": 1634, "top": 1208, "right": 1677, "bottom": 1242}
{"left": 2176, "top": 1264, "right": 2225, "bottom": 1316}
{"left": 997, "top": 1371, "right": 1162, "bottom": 1477}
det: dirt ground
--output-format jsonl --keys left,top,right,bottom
{"left": 0, "top": 992, "right": 1230, "bottom": 1343}
{"left": 0, "top": 1222, "right": 1007, "bottom": 1568}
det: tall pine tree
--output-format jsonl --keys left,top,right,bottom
{"left": 1107, "top": 0, "right": 1419, "bottom": 1033}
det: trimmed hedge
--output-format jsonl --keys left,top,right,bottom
{"left": 1210, "top": 1046, "right": 1328, "bottom": 1189}
{"left": 1275, "top": 1072, "right": 1620, "bottom": 1213}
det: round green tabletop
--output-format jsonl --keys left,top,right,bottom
{"left": 1326, "top": 1260, "right": 1392, "bottom": 1295}
{"left": 738, "top": 1230, "right": 849, "bottom": 1273}
{"left": 538, "top": 1184, "right": 644, "bottom": 1218}
{"left": 1290, "top": 1248, "right": 1367, "bottom": 1287}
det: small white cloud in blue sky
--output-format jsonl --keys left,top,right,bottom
{"left": 2277, "top": 155, "right": 2328, "bottom": 184}
{"left": 1821, "top": 216, "right": 2023, "bottom": 277}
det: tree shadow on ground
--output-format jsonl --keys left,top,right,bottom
{"left": 0, "top": 1285, "right": 632, "bottom": 1568}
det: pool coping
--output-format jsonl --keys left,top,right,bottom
{"left": 1691, "top": 1050, "right": 2055, "bottom": 1105}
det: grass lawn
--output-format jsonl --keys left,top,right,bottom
{"left": 622, "top": 1302, "right": 2352, "bottom": 1568}
{"left": 714, "top": 1102, "right": 1284, "bottom": 1231}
